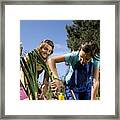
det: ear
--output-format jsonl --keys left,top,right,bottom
{"left": 50, "top": 50, "right": 53, "bottom": 55}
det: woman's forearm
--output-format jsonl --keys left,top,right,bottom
{"left": 48, "top": 55, "right": 65, "bottom": 79}
{"left": 91, "top": 79, "right": 99, "bottom": 100}
{"left": 47, "top": 58, "right": 59, "bottom": 78}
{"left": 91, "top": 68, "right": 100, "bottom": 100}
{"left": 48, "top": 55, "right": 65, "bottom": 90}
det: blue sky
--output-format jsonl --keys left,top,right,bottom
{"left": 20, "top": 20, "right": 73, "bottom": 81}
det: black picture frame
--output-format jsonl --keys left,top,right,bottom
{"left": 0, "top": 0, "right": 119, "bottom": 119}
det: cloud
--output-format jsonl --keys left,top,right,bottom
{"left": 54, "top": 43, "right": 67, "bottom": 50}
{"left": 49, "top": 42, "right": 70, "bottom": 57}
{"left": 50, "top": 50, "right": 70, "bottom": 57}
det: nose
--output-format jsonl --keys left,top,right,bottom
{"left": 80, "top": 58, "right": 87, "bottom": 64}
{"left": 80, "top": 58, "right": 84, "bottom": 64}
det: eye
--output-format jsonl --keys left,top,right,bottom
{"left": 80, "top": 55, "right": 83, "bottom": 58}
{"left": 48, "top": 50, "right": 52, "bottom": 54}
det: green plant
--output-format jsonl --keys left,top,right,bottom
{"left": 20, "top": 49, "right": 60, "bottom": 100}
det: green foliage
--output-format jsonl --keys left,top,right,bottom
{"left": 33, "top": 49, "right": 52, "bottom": 80}
{"left": 20, "top": 48, "right": 63, "bottom": 100}
{"left": 20, "top": 42, "right": 23, "bottom": 56}
{"left": 20, "top": 49, "right": 53, "bottom": 100}
{"left": 20, "top": 50, "right": 44, "bottom": 99}
{"left": 66, "top": 20, "right": 100, "bottom": 52}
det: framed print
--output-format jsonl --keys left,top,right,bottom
{"left": 0, "top": 0, "right": 119, "bottom": 119}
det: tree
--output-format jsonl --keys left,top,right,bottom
{"left": 66, "top": 20, "right": 100, "bottom": 52}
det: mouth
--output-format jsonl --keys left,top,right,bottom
{"left": 80, "top": 61, "right": 86, "bottom": 64}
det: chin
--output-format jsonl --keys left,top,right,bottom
{"left": 42, "top": 56, "right": 48, "bottom": 59}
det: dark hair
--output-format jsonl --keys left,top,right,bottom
{"left": 41, "top": 39, "right": 54, "bottom": 50}
{"left": 79, "top": 41, "right": 98, "bottom": 57}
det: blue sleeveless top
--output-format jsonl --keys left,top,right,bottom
{"left": 64, "top": 51, "right": 100, "bottom": 92}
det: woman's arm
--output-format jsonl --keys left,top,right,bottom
{"left": 91, "top": 68, "right": 100, "bottom": 100}
{"left": 41, "top": 71, "right": 49, "bottom": 94}
{"left": 48, "top": 55, "right": 65, "bottom": 78}
{"left": 47, "top": 55, "right": 65, "bottom": 91}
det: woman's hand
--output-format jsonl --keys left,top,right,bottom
{"left": 50, "top": 79, "right": 63, "bottom": 92}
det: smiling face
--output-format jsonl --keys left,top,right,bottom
{"left": 79, "top": 49, "right": 92, "bottom": 64}
{"left": 39, "top": 43, "right": 53, "bottom": 60}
